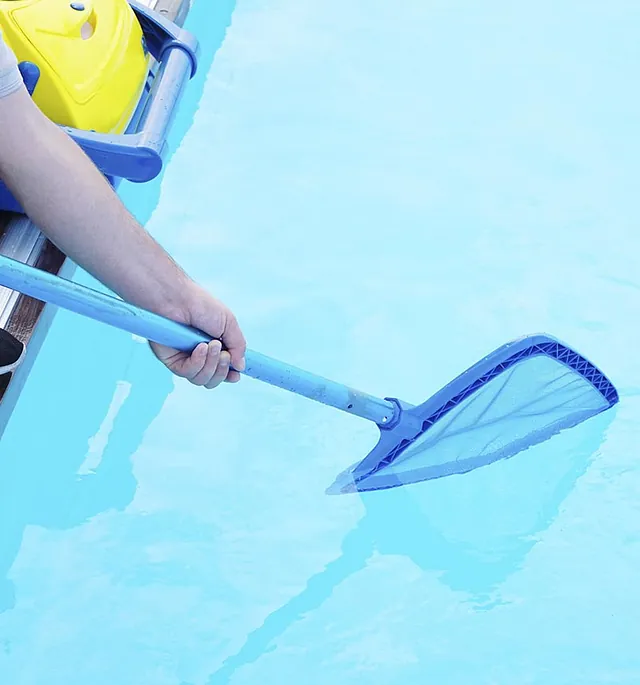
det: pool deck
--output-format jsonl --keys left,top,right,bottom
{"left": 0, "top": 0, "right": 190, "bottom": 437}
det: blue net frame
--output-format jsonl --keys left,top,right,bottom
{"left": 329, "top": 335, "right": 618, "bottom": 494}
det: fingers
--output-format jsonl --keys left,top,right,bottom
{"left": 181, "top": 340, "right": 235, "bottom": 389}
{"left": 151, "top": 287, "right": 247, "bottom": 389}
{"left": 150, "top": 332, "right": 243, "bottom": 390}
{"left": 204, "top": 350, "right": 231, "bottom": 389}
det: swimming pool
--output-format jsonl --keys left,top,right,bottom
{"left": 1, "top": 0, "right": 639, "bottom": 682}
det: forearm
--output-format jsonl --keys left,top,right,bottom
{"left": 0, "top": 87, "right": 192, "bottom": 320}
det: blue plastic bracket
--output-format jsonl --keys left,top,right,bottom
{"left": 17, "top": 61, "right": 40, "bottom": 96}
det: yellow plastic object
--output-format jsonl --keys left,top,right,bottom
{"left": 0, "top": 0, "right": 150, "bottom": 133}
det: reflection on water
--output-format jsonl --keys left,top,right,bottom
{"left": 0, "top": 330, "right": 173, "bottom": 613}
{"left": 206, "top": 411, "right": 613, "bottom": 683}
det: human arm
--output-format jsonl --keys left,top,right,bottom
{"left": 0, "top": 46, "right": 245, "bottom": 386}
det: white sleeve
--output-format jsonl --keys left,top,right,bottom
{"left": 0, "top": 30, "right": 23, "bottom": 99}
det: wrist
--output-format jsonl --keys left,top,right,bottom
{"left": 150, "top": 273, "right": 204, "bottom": 326}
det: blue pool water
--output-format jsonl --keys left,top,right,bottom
{"left": 1, "top": 0, "right": 640, "bottom": 682}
